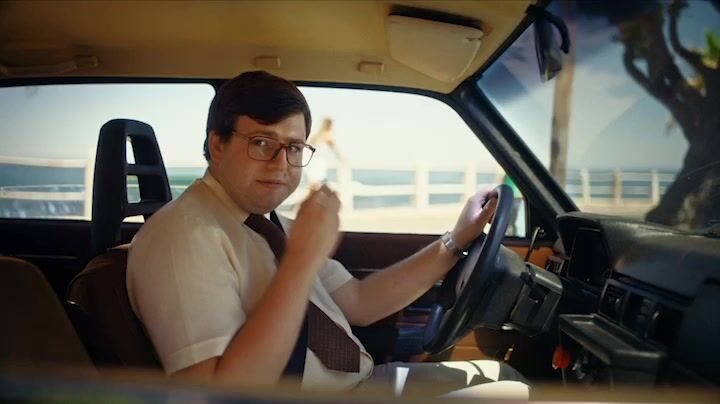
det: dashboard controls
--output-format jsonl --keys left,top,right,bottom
{"left": 552, "top": 345, "right": 571, "bottom": 369}
{"left": 648, "top": 304, "right": 682, "bottom": 349}
{"left": 600, "top": 280, "right": 684, "bottom": 349}
{"left": 560, "top": 314, "right": 666, "bottom": 385}
{"left": 508, "top": 264, "right": 563, "bottom": 335}
{"left": 545, "top": 255, "right": 566, "bottom": 275}
{"left": 622, "top": 294, "right": 656, "bottom": 336}
{"left": 600, "top": 283, "right": 627, "bottom": 321}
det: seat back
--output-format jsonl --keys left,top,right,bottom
{"left": 68, "top": 246, "right": 160, "bottom": 368}
{"left": 68, "top": 119, "right": 171, "bottom": 369}
{"left": 0, "top": 256, "right": 93, "bottom": 368}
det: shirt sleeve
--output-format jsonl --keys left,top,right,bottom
{"left": 318, "top": 258, "right": 354, "bottom": 293}
{"left": 127, "top": 216, "right": 244, "bottom": 374}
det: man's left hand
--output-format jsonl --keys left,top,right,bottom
{"left": 450, "top": 188, "right": 498, "bottom": 250}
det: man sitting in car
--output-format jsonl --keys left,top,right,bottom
{"left": 127, "top": 71, "right": 528, "bottom": 397}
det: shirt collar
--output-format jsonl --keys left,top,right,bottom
{"left": 200, "top": 169, "right": 250, "bottom": 223}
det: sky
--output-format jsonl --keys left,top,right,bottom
{"left": 0, "top": 84, "right": 498, "bottom": 170}
{"left": 0, "top": 0, "right": 717, "bottom": 174}
{"left": 479, "top": 0, "right": 719, "bottom": 171}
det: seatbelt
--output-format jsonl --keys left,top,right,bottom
{"left": 271, "top": 211, "right": 309, "bottom": 377}
{"left": 264, "top": 212, "right": 360, "bottom": 375}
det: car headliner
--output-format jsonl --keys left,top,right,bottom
{"left": 0, "top": 0, "right": 535, "bottom": 93}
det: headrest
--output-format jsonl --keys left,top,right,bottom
{"left": 90, "top": 119, "right": 171, "bottom": 258}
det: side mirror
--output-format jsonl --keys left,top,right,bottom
{"left": 528, "top": 5, "right": 570, "bottom": 82}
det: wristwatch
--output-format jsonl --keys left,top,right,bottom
{"left": 441, "top": 231, "right": 469, "bottom": 258}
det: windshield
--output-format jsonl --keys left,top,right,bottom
{"left": 479, "top": 0, "right": 719, "bottom": 233}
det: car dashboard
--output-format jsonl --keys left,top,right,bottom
{"left": 550, "top": 212, "right": 720, "bottom": 387}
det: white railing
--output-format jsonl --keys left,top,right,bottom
{"left": 327, "top": 162, "right": 501, "bottom": 212}
{"left": 566, "top": 168, "right": 675, "bottom": 205}
{"left": 0, "top": 155, "right": 676, "bottom": 220}
{"left": 0, "top": 185, "right": 85, "bottom": 201}
{"left": 0, "top": 155, "right": 86, "bottom": 168}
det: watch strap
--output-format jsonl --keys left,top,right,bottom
{"left": 441, "top": 231, "right": 468, "bottom": 258}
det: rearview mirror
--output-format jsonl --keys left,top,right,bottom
{"left": 529, "top": 6, "right": 570, "bottom": 82}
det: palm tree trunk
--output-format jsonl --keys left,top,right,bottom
{"left": 549, "top": 17, "right": 577, "bottom": 187}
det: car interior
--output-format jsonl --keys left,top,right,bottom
{"left": 1, "top": 0, "right": 719, "bottom": 401}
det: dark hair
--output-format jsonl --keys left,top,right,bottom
{"left": 204, "top": 71, "right": 312, "bottom": 161}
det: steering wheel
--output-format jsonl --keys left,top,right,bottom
{"left": 423, "top": 184, "right": 514, "bottom": 355}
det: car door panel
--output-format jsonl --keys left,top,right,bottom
{"left": 0, "top": 219, "right": 91, "bottom": 299}
{"left": 0, "top": 219, "right": 141, "bottom": 300}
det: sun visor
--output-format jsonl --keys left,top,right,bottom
{"left": 386, "top": 15, "right": 484, "bottom": 82}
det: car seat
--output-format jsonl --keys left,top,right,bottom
{"left": 1, "top": 256, "right": 93, "bottom": 368}
{"left": 67, "top": 119, "right": 171, "bottom": 369}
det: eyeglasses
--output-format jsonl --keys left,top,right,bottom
{"left": 233, "top": 132, "right": 316, "bottom": 167}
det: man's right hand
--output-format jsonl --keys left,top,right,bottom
{"left": 285, "top": 184, "right": 341, "bottom": 269}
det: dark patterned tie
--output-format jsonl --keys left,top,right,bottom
{"left": 245, "top": 213, "right": 360, "bottom": 373}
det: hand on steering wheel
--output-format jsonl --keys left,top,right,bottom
{"left": 423, "top": 184, "right": 515, "bottom": 354}
{"left": 450, "top": 188, "right": 498, "bottom": 250}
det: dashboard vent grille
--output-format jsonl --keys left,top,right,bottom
{"left": 600, "top": 283, "right": 626, "bottom": 321}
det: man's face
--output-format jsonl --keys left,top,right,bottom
{"left": 208, "top": 113, "right": 306, "bottom": 214}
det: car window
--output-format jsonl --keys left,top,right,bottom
{"left": 277, "top": 87, "right": 526, "bottom": 236}
{"left": 0, "top": 83, "right": 524, "bottom": 236}
{"left": 0, "top": 83, "right": 214, "bottom": 221}
{"left": 478, "top": 0, "right": 719, "bottom": 233}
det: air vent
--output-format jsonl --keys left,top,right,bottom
{"left": 600, "top": 283, "right": 626, "bottom": 321}
{"left": 650, "top": 304, "right": 683, "bottom": 349}
{"left": 622, "top": 294, "right": 655, "bottom": 336}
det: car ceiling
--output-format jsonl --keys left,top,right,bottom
{"left": 0, "top": 0, "right": 535, "bottom": 93}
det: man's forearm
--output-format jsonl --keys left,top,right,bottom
{"left": 212, "top": 253, "right": 321, "bottom": 384}
{"left": 341, "top": 239, "right": 458, "bottom": 326}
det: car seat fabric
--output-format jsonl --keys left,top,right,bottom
{"left": 67, "top": 245, "right": 161, "bottom": 368}
{"left": 0, "top": 256, "right": 93, "bottom": 368}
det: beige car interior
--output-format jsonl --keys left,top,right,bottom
{"left": 1, "top": 0, "right": 541, "bottom": 388}
{"left": 0, "top": 0, "right": 535, "bottom": 93}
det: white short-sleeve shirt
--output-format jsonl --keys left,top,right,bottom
{"left": 127, "top": 170, "right": 373, "bottom": 391}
